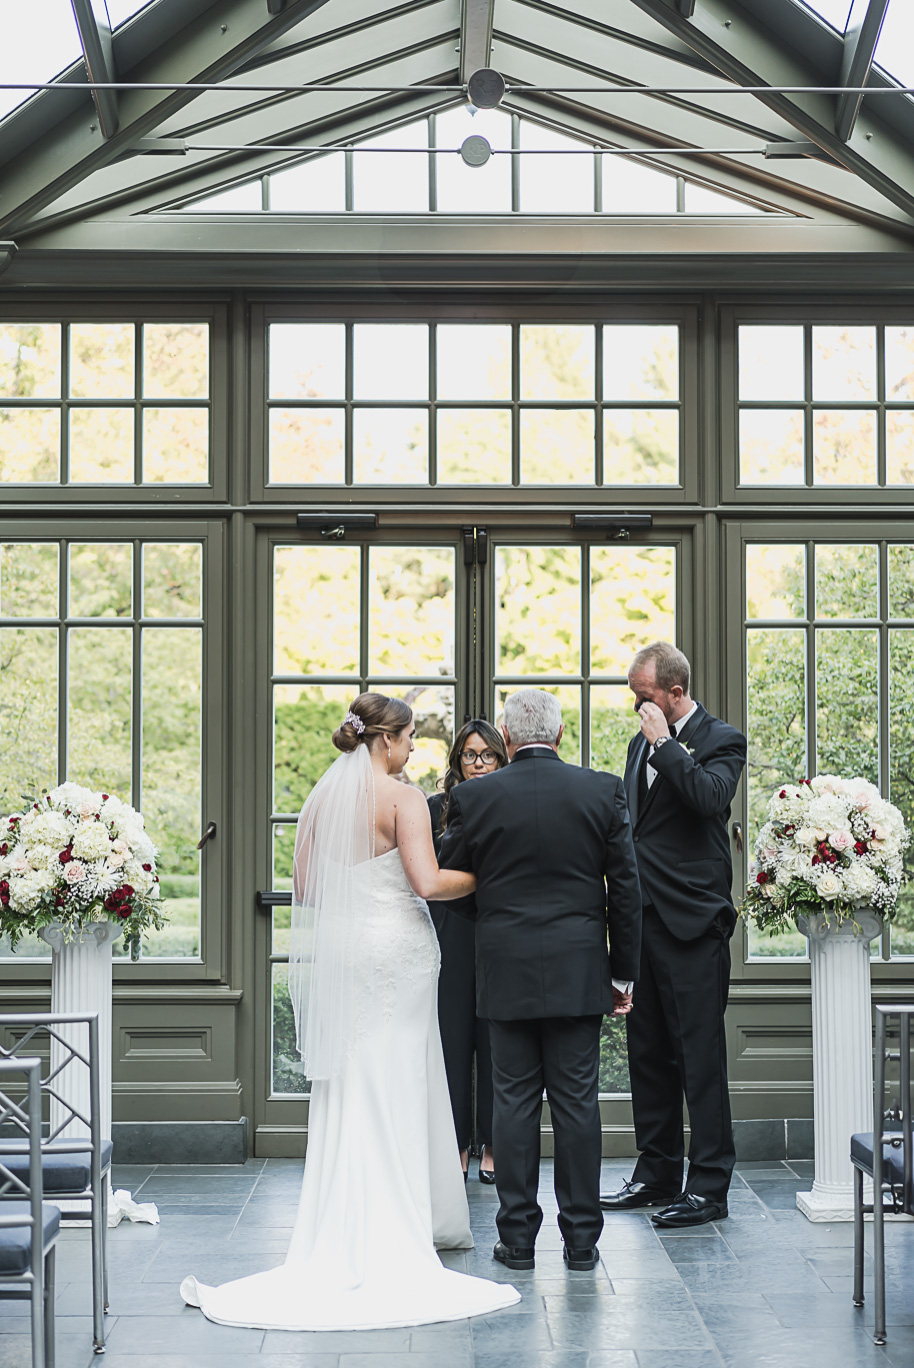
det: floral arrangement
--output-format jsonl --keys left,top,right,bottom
{"left": 0, "top": 784, "right": 166, "bottom": 956}
{"left": 741, "top": 774, "right": 909, "bottom": 937}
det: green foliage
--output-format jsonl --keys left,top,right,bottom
{"left": 599, "top": 1015, "right": 631, "bottom": 1093}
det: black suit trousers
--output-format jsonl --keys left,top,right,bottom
{"left": 626, "top": 904, "right": 735, "bottom": 1203}
{"left": 432, "top": 906, "right": 493, "bottom": 1151}
{"left": 489, "top": 1015, "right": 603, "bottom": 1250}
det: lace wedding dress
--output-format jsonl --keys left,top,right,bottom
{"left": 182, "top": 793, "right": 519, "bottom": 1330}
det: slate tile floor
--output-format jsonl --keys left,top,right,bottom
{"left": 3, "top": 1157, "right": 914, "bottom": 1368}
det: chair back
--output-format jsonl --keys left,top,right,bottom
{"left": 0, "top": 1056, "right": 45, "bottom": 1278}
{"left": 0, "top": 1013, "right": 102, "bottom": 1196}
{"left": 874, "top": 1005, "right": 914, "bottom": 1216}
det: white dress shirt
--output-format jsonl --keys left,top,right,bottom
{"left": 645, "top": 700, "right": 698, "bottom": 788}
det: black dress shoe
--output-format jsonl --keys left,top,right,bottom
{"left": 478, "top": 1144, "right": 496, "bottom": 1186}
{"left": 600, "top": 1180, "right": 678, "bottom": 1211}
{"left": 563, "top": 1245, "right": 599, "bottom": 1271}
{"left": 651, "top": 1193, "right": 728, "bottom": 1228}
{"left": 493, "top": 1240, "right": 535, "bottom": 1270}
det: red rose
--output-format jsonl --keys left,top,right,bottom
{"left": 811, "top": 856, "right": 821, "bottom": 865}
{"left": 102, "top": 794, "right": 109, "bottom": 801}
{"left": 116, "top": 907, "right": 131, "bottom": 920}
{"left": 104, "top": 895, "right": 116, "bottom": 911}
{"left": 142, "top": 863, "right": 152, "bottom": 872}
{"left": 122, "top": 884, "right": 134, "bottom": 897}
{"left": 779, "top": 789, "right": 787, "bottom": 798}
{"left": 58, "top": 848, "right": 72, "bottom": 864}
{"left": 756, "top": 871, "right": 769, "bottom": 884}
{"left": 854, "top": 841, "right": 867, "bottom": 855}
{"left": 0, "top": 843, "right": 7, "bottom": 856}
{"left": 55, "top": 895, "right": 65, "bottom": 908}
{"left": 0, "top": 895, "right": 9, "bottom": 906}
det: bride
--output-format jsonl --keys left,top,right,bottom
{"left": 182, "top": 692, "right": 520, "bottom": 1330}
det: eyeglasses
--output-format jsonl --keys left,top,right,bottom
{"left": 460, "top": 749, "right": 499, "bottom": 766}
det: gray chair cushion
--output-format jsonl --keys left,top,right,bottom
{"left": 0, "top": 1139, "right": 112, "bottom": 1195}
{"left": 851, "top": 1131, "right": 910, "bottom": 1186}
{"left": 0, "top": 1203, "right": 61, "bottom": 1274}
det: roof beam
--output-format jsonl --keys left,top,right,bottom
{"left": 836, "top": 0, "right": 891, "bottom": 143}
{"left": 70, "top": 0, "right": 119, "bottom": 138}
{"left": 0, "top": 0, "right": 334, "bottom": 235}
{"left": 459, "top": 0, "right": 495, "bottom": 83}
{"left": 627, "top": 0, "right": 914, "bottom": 221}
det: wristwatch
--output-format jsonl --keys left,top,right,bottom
{"left": 653, "top": 735, "right": 671, "bottom": 748}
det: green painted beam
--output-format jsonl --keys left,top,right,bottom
{"left": 0, "top": 0, "right": 335, "bottom": 234}
{"left": 71, "top": 0, "right": 120, "bottom": 139}
{"left": 627, "top": 0, "right": 914, "bottom": 222}
{"left": 459, "top": 0, "right": 495, "bottom": 84}
{"left": 836, "top": 0, "right": 891, "bottom": 143}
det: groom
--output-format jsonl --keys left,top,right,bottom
{"left": 439, "top": 689, "right": 642, "bottom": 1271}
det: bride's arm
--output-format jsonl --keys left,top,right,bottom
{"left": 395, "top": 786, "right": 477, "bottom": 901}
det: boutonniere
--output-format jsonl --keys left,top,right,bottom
{"left": 678, "top": 740, "right": 696, "bottom": 757}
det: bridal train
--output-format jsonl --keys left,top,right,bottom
{"left": 181, "top": 847, "right": 519, "bottom": 1330}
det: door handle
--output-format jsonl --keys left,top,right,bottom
{"left": 197, "top": 821, "right": 217, "bottom": 850}
{"left": 732, "top": 822, "right": 743, "bottom": 855}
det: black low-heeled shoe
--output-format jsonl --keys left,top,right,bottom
{"left": 478, "top": 1144, "right": 496, "bottom": 1186}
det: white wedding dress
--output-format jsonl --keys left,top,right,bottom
{"left": 181, "top": 845, "right": 519, "bottom": 1330}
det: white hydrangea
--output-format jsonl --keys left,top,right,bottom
{"left": 72, "top": 823, "right": 113, "bottom": 863}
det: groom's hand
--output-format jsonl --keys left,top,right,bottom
{"left": 612, "top": 986, "right": 633, "bottom": 1016}
{"left": 637, "top": 700, "right": 670, "bottom": 747}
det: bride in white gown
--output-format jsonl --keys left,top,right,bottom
{"left": 182, "top": 692, "right": 520, "bottom": 1330}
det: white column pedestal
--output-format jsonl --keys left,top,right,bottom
{"left": 39, "top": 921, "right": 157, "bottom": 1227}
{"left": 795, "top": 911, "right": 881, "bottom": 1223}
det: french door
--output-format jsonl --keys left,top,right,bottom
{"left": 253, "top": 517, "right": 691, "bottom": 1154}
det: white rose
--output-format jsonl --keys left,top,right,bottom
{"left": 829, "top": 830, "right": 853, "bottom": 852}
{"left": 71, "top": 824, "right": 111, "bottom": 862}
{"left": 106, "top": 851, "right": 125, "bottom": 870}
{"left": 816, "top": 871, "right": 842, "bottom": 900}
{"left": 795, "top": 828, "right": 819, "bottom": 849}
{"left": 64, "top": 861, "right": 86, "bottom": 885}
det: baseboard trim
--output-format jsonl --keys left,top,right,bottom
{"left": 112, "top": 1118, "right": 249, "bottom": 1165}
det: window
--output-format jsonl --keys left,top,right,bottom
{"left": 266, "top": 320, "right": 682, "bottom": 488}
{"left": 743, "top": 538, "right": 914, "bottom": 961}
{"left": 182, "top": 111, "right": 773, "bottom": 219}
{"left": 0, "top": 322, "right": 211, "bottom": 485}
{"left": 737, "top": 323, "right": 914, "bottom": 487}
{"left": 0, "top": 538, "right": 205, "bottom": 960}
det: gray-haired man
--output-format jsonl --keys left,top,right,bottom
{"left": 439, "top": 689, "right": 642, "bottom": 1272}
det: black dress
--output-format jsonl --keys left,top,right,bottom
{"left": 427, "top": 791, "right": 493, "bottom": 1153}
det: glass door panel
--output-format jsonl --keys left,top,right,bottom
{"left": 263, "top": 534, "right": 462, "bottom": 1118}
{"left": 488, "top": 533, "right": 680, "bottom": 1094}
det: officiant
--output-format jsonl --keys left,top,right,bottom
{"left": 601, "top": 642, "right": 747, "bottom": 1229}
{"left": 428, "top": 720, "right": 509, "bottom": 1183}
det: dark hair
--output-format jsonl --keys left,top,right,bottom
{"left": 435, "top": 719, "right": 508, "bottom": 829}
{"left": 332, "top": 692, "right": 412, "bottom": 754}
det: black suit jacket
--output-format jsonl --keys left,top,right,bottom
{"left": 625, "top": 703, "right": 747, "bottom": 942}
{"left": 438, "top": 747, "right": 642, "bottom": 1020}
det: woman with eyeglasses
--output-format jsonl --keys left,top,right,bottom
{"left": 428, "top": 719, "right": 509, "bottom": 1186}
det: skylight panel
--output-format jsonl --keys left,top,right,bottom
{"left": 104, "top": 1, "right": 158, "bottom": 26}
{"left": 0, "top": 1, "right": 82, "bottom": 123}
{"left": 874, "top": 0, "right": 914, "bottom": 89}
{"left": 793, "top": 0, "right": 852, "bottom": 30}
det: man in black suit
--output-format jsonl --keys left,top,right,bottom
{"left": 601, "top": 641, "right": 746, "bottom": 1228}
{"left": 439, "top": 688, "right": 642, "bottom": 1272}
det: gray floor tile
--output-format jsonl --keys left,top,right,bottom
{"left": 99, "top": 1359, "right": 336, "bottom": 1368}
{"left": 262, "top": 1329, "right": 411, "bottom": 1352}
{"left": 102, "top": 1312, "right": 266, "bottom": 1354}
{"left": 547, "top": 1304, "right": 715, "bottom": 1351}
{"left": 339, "top": 1355, "right": 471, "bottom": 1368}
{"left": 0, "top": 1334, "right": 102, "bottom": 1368}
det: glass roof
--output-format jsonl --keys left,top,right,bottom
{"left": 0, "top": 1, "right": 81, "bottom": 123}
{"left": 875, "top": 3, "right": 914, "bottom": 88}
{"left": 105, "top": 1, "right": 158, "bottom": 28}
{"left": 797, "top": 0, "right": 852, "bottom": 29}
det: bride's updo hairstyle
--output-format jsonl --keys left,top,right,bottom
{"left": 332, "top": 691, "right": 412, "bottom": 754}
